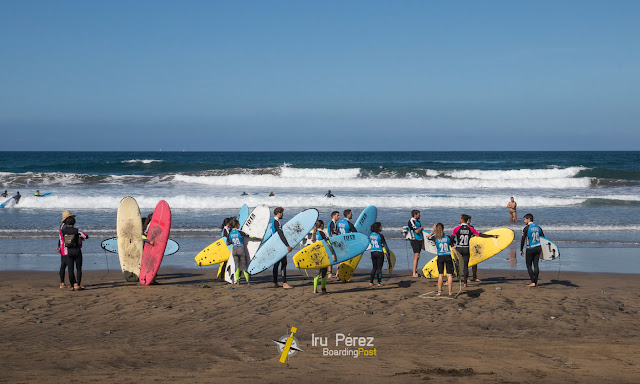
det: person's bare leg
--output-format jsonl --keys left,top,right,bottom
{"left": 412, "top": 254, "right": 420, "bottom": 277}
{"left": 437, "top": 275, "right": 443, "bottom": 296}
{"left": 448, "top": 275, "right": 453, "bottom": 296}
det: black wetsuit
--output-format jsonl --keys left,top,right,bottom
{"left": 271, "top": 218, "right": 290, "bottom": 284}
{"left": 521, "top": 223, "right": 545, "bottom": 285}
{"left": 61, "top": 226, "right": 86, "bottom": 286}
{"left": 370, "top": 233, "right": 388, "bottom": 284}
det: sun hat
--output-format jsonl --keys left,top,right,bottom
{"left": 61, "top": 210, "right": 77, "bottom": 222}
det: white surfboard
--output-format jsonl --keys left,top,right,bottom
{"left": 225, "top": 204, "right": 270, "bottom": 283}
{"left": 423, "top": 236, "right": 438, "bottom": 255}
{"left": 117, "top": 197, "right": 143, "bottom": 282}
{"left": 540, "top": 237, "right": 560, "bottom": 261}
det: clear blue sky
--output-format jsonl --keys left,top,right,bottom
{"left": 1, "top": 0, "right": 638, "bottom": 151}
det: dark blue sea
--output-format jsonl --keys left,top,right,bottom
{"left": 1, "top": 151, "right": 638, "bottom": 273}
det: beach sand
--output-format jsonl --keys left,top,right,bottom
{"left": 1, "top": 268, "right": 639, "bottom": 383}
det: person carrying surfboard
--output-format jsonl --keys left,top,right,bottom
{"left": 427, "top": 223, "right": 456, "bottom": 297}
{"left": 269, "top": 207, "right": 293, "bottom": 289}
{"left": 337, "top": 209, "right": 358, "bottom": 281}
{"left": 226, "top": 219, "right": 262, "bottom": 285}
{"left": 408, "top": 210, "right": 424, "bottom": 278}
{"left": 520, "top": 213, "right": 545, "bottom": 288}
{"left": 58, "top": 211, "right": 89, "bottom": 291}
{"left": 452, "top": 214, "right": 498, "bottom": 287}
{"left": 311, "top": 220, "right": 337, "bottom": 294}
{"left": 327, "top": 211, "right": 340, "bottom": 278}
{"left": 368, "top": 222, "right": 389, "bottom": 288}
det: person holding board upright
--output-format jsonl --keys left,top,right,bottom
{"left": 269, "top": 207, "right": 293, "bottom": 289}
{"left": 521, "top": 213, "right": 544, "bottom": 288}
{"left": 452, "top": 214, "right": 498, "bottom": 286}
{"left": 408, "top": 210, "right": 424, "bottom": 277}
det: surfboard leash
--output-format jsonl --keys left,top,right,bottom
{"left": 101, "top": 247, "right": 110, "bottom": 279}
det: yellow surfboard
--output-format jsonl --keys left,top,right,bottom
{"left": 293, "top": 241, "right": 331, "bottom": 269}
{"left": 195, "top": 238, "right": 231, "bottom": 266}
{"left": 338, "top": 254, "right": 361, "bottom": 282}
{"left": 386, "top": 250, "right": 396, "bottom": 274}
{"left": 422, "top": 249, "right": 459, "bottom": 279}
{"left": 422, "top": 228, "right": 514, "bottom": 278}
{"left": 469, "top": 228, "right": 514, "bottom": 265}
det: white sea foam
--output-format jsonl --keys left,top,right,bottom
{"left": 122, "top": 159, "right": 164, "bottom": 164}
{"left": 13, "top": 194, "right": 586, "bottom": 210}
{"left": 433, "top": 167, "right": 588, "bottom": 180}
{"left": 172, "top": 173, "right": 591, "bottom": 189}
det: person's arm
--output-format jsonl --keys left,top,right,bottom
{"left": 349, "top": 221, "right": 357, "bottom": 233}
{"left": 319, "top": 231, "right": 337, "bottom": 260}
{"left": 240, "top": 230, "right": 262, "bottom": 242}
{"left": 471, "top": 227, "right": 497, "bottom": 239}
{"left": 520, "top": 225, "right": 529, "bottom": 255}
{"left": 379, "top": 233, "right": 390, "bottom": 254}
{"left": 274, "top": 220, "right": 291, "bottom": 249}
{"left": 409, "top": 219, "right": 422, "bottom": 234}
{"left": 539, "top": 227, "right": 545, "bottom": 238}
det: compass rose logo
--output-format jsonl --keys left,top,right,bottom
{"left": 273, "top": 326, "right": 304, "bottom": 363}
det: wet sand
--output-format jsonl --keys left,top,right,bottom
{"left": 1, "top": 268, "right": 639, "bottom": 383}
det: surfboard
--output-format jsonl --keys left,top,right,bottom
{"left": 337, "top": 205, "right": 378, "bottom": 282}
{"left": 116, "top": 197, "right": 143, "bottom": 282}
{"left": 292, "top": 232, "right": 370, "bottom": 269}
{"left": 139, "top": 200, "right": 171, "bottom": 285}
{"left": 238, "top": 204, "right": 249, "bottom": 227}
{"left": 0, "top": 194, "right": 18, "bottom": 208}
{"left": 422, "top": 249, "right": 460, "bottom": 279}
{"left": 469, "top": 228, "right": 515, "bottom": 266}
{"left": 540, "top": 237, "right": 560, "bottom": 261}
{"left": 247, "top": 208, "right": 319, "bottom": 275}
{"left": 423, "top": 237, "right": 438, "bottom": 254}
{"left": 386, "top": 250, "right": 396, "bottom": 274}
{"left": 101, "top": 237, "right": 179, "bottom": 256}
{"left": 195, "top": 205, "right": 252, "bottom": 267}
{"left": 224, "top": 204, "right": 270, "bottom": 283}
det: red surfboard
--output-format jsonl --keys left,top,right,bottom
{"left": 139, "top": 200, "right": 171, "bottom": 285}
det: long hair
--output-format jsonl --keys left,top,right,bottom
{"left": 370, "top": 222, "right": 382, "bottom": 233}
{"left": 435, "top": 223, "right": 444, "bottom": 238}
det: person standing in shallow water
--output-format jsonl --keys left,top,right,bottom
{"left": 507, "top": 197, "right": 517, "bottom": 223}
{"left": 58, "top": 211, "right": 88, "bottom": 291}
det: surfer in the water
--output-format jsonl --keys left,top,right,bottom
{"left": 325, "top": 190, "right": 335, "bottom": 198}
{"left": 507, "top": 197, "right": 517, "bottom": 223}
{"left": 368, "top": 222, "right": 389, "bottom": 287}
{"left": 408, "top": 210, "right": 424, "bottom": 277}
{"left": 452, "top": 214, "right": 498, "bottom": 287}
{"left": 521, "top": 213, "right": 545, "bottom": 287}
{"left": 270, "top": 207, "right": 293, "bottom": 289}
{"left": 226, "top": 219, "right": 262, "bottom": 285}
{"left": 427, "top": 223, "right": 456, "bottom": 297}
{"left": 14, "top": 192, "right": 21, "bottom": 204}
{"left": 312, "top": 220, "right": 336, "bottom": 294}
{"left": 1, "top": 190, "right": 7, "bottom": 198}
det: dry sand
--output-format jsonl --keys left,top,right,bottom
{"left": 1, "top": 268, "right": 639, "bottom": 383}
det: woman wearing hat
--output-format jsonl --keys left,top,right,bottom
{"left": 58, "top": 211, "right": 89, "bottom": 291}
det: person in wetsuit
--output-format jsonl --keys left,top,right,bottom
{"left": 428, "top": 223, "right": 456, "bottom": 297}
{"left": 311, "top": 220, "right": 336, "bottom": 294}
{"left": 368, "top": 222, "right": 389, "bottom": 288}
{"left": 58, "top": 211, "right": 88, "bottom": 291}
{"left": 226, "top": 218, "right": 262, "bottom": 285}
{"left": 408, "top": 210, "right": 424, "bottom": 278}
{"left": 521, "top": 213, "right": 545, "bottom": 287}
{"left": 451, "top": 214, "right": 498, "bottom": 286}
{"left": 269, "top": 207, "right": 293, "bottom": 289}
{"left": 337, "top": 209, "right": 357, "bottom": 234}
{"left": 325, "top": 190, "right": 335, "bottom": 198}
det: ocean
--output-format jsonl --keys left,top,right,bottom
{"left": 1, "top": 151, "right": 638, "bottom": 274}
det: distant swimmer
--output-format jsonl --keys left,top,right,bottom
{"left": 14, "top": 192, "right": 21, "bottom": 204}
{"left": 269, "top": 191, "right": 275, "bottom": 197}
{"left": 35, "top": 190, "right": 42, "bottom": 196}
{"left": 1, "top": 190, "right": 8, "bottom": 198}
{"left": 521, "top": 213, "right": 545, "bottom": 288}
{"left": 241, "top": 191, "right": 248, "bottom": 196}
{"left": 325, "top": 190, "right": 335, "bottom": 198}
{"left": 507, "top": 197, "right": 517, "bottom": 223}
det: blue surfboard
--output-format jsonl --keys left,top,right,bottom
{"left": 34, "top": 191, "right": 53, "bottom": 197}
{"left": 248, "top": 208, "right": 319, "bottom": 275}
{"left": 238, "top": 204, "right": 250, "bottom": 227}
{"left": 354, "top": 205, "right": 378, "bottom": 236}
{"left": 101, "top": 237, "right": 180, "bottom": 256}
{"left": 0, "top": 194, "right": 18, "bottom": 208}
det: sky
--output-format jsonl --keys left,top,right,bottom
{"left": 1, "top": 0, "right": 639, "bottom": 151}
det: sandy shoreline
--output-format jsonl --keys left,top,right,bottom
{"left": 1, "top": 268, "right": 639, "bottom": 383}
